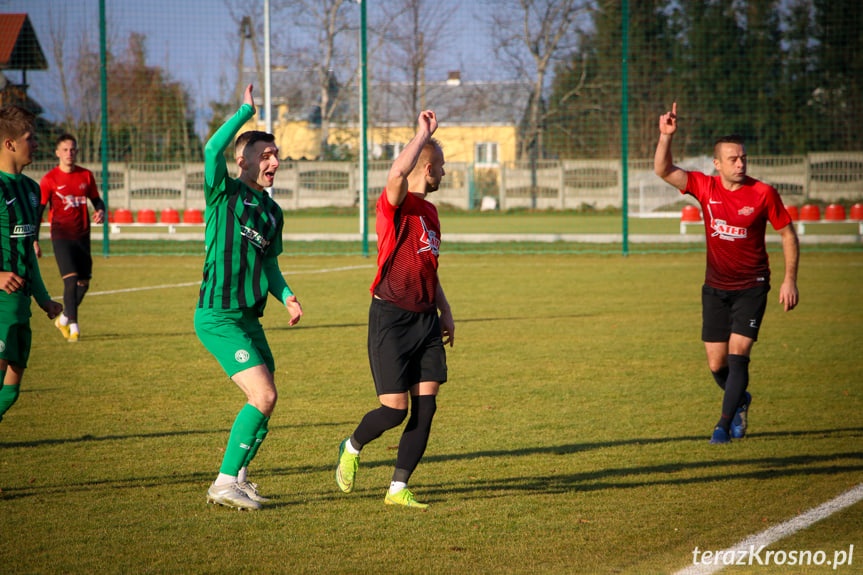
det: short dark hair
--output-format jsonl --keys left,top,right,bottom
{"left": 235, "top": 130, "right": 275, "bottom": 158}
{"left": 56, "top": 133, "right": 77, "bottom": 148}
{"left": 0, "top": 105, "right": 35, "bottom": 141}
{"left": 713, "top": 134, "right": 745, "bottom": 158}
{"left": 416, "top": 137, "right": 444, "bottom": 170}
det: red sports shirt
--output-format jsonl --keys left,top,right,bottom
{"left": 371, "top": 191, "right": 441, "bottom": 313}
{"left": 685, "top": 171, "right": 792, "bottom": 290}
{"left": 39, "top": 166, "right": 100, "bottom": 241}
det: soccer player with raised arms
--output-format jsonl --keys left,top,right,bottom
{"left": 654, "top": 102, "right": 800, "bottom": 444}
{"left": 0, "top": 105, "right": 63, "bottom": 424}
{"left": 335, "top": 110, "right": 454, "bottom": 509}
{"left": 195, "top": 84, "right": 302, "bottom": 510}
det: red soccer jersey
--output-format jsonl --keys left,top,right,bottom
{"left": 371, "top": 191, "right": 441, "bottom": 313}
{"left": 685, "top": 171, "right": 792, "bottom": 290}
{"left": 39, "top": 166, "right": 100, "bottom": 241}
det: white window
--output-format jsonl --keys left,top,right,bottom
{"left": 378, "top": 142, "right": 406, "bottom": 161}
{"left": 475, "top": 142, "right": 499, "bottom": 166}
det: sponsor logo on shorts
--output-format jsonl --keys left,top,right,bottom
{"left": 235, "top": 349, "right": 250, "bottom": 363}
{"left": 0, "top": 340, "right": 5, "bottom": 352}
{"left": 749, "top": 319, "right": 759, "bottom": 328}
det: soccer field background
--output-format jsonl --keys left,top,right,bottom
{"left": 0, "top": 251, "right": 860, "bottom": 574}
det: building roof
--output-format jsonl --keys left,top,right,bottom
{"left": 0, "top": 14, "right": 48, "bottom": 71}
{"left": 255, "top": 66, "right": 533, "bottom": 128}
{"left": 366, "top": 78, "right": 533, "bottom": 127}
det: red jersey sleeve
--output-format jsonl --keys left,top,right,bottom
{"left": 39, "top": 172, "right": 54, "bottom": 206}
{"left": 764, "top": 186, "right": 792, "bottom": 231}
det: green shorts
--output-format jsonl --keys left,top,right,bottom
{"left": 0, "top": 293, "right": 33, "bottom": 368}
{"left": 194, "top": 307, "right": 275, "bottom": 377}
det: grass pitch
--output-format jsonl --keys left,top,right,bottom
{"left": 0, "top": 251, "right": 860, "bottom": 574}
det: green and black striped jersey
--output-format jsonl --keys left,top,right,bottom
{"left": 197, "top": 104, "right": 284, "bottom": 316}
{"left": 0, "top": 170, "right": 49, "bottom": 303}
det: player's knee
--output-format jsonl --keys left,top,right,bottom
{"left": 250, "top": 388, "right": 277, "bottom": 416}
{"left": 378, "top": 405, "right": 408, "bottom": 429}
{"left": 413, "top": 395, "right": 437, "bottom": 422}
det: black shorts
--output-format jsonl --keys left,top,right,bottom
{"left": 701, "top": 283, "right": 770, "bottom": 342}
{"left": 367, "top": 297, "right": 447, "bottom": 396}
{"left": 52, "top": 238, "right": 93, "bottom": 279}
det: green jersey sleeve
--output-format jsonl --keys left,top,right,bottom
{"left": 204, "top": 104, "right": 255, "bottom": 201}
{"left": 28, "top": 250, "right": 51, "bottom": 304}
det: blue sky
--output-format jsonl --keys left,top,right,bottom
{"left": 1, "top": 0, "right": 497, "bottom": 137}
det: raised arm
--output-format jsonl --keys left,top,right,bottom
{"left": 204, "top": 84, "right": 256, "bottom": 190}
{"left": 385, "top": 110, "right": 437, "bottom": 207}
{"left": 654, "top": 102, "right": 689, "bottom": 191}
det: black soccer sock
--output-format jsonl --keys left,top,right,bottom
{"left": 393, "top": 395, "right": 437, "bottom": 484}
{"left": 63, "top": 276, "right": 79, "bottom": 323}
{"left": 351, "top": 405, "right": 407, "bottom": 450}
{"left": 711, "top": 366, "right": 729, "bottom": 390}
{"left": 716, "top": 354, "right": 750, "bottom": 432}
{"left": 75, "top": 281, "right": 89, "bottom": 307}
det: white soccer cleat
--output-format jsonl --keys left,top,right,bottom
{"left": 237, "top": 480, "right": 270, "bottom": 503}
{"left": 206, "top": 482, "right": 262, "bottom": 510}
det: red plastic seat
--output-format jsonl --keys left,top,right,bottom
{"left": 183, "top": 209, "right": 204, "bottom": 224}
{"left": 799, "top": 204, "right": 820, "bottom": 222}
{"left": 681, "top": 205, "right": 701, "bottom": 222}
{"left": 785, "top": 205, "right": 799, "bottom": 221}
{"left": 824, "top": 204, "right": 846, "bottom": 221}
{"left": 137, "top": 209, "right": 157, "bottom": 224}
{"left": 850, "top": 203, "right": 863, "bottom": 221}
{"left": 114, "top": 209, "right": 134, "bottom": 224}
{"left": 161, "top": 209, "right": 180, "bottom": 224}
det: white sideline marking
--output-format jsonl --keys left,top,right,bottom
{"left": 673, "top": 483, "right": 863, "bottom": 575}
{"left": 83, "top": 264, "right": 374, "bottom": 297}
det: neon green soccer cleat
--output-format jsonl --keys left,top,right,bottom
{"left": 335, "top": 438, "right": 359, "bottom": 493}
{"left": 384, "top": 488, "right": 428, "bottom": 509}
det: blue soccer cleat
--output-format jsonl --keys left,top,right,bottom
{"left": 709, "top": 426, "right": 731, "bottom": 444}
{"left": 731, "top": 392, "right": 752, "bottom": 439}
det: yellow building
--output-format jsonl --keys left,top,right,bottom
{"left": 242, "top": 74, "right": 531, "bottom": 167}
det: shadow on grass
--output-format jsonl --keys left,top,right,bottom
{"left": 2, "top": 427, "right": 860, "bottom": 505}
{"left": 266, "top": 312, "right": 597, "bottom": 332}
{"left": 0, "top": 420, "right": 350, "bottom": 449}
{"left": 419, "top": 453, "right": 863, "bottom": 501}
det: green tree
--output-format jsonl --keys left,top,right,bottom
{"left": 43, "top": 32, "right": 201, "bottom": 163}
{"left": 546, "top": 0, "right": 676, "bottom": 159}
{"left": 775, "top": 0, "right": 817, "bottom": 154}
{"left": 810, "top": 0, "right": 863, "bottom": 151}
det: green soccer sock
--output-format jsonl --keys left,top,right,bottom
{"left": 219, "top": 403, "right": 267, "bottom": 476}
{"left": 241, "top": 416, "right": 270, "bottom": 470}
{"left": 0, "top": 382, "right": 20, "bottom": 423}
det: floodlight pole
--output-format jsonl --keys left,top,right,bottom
{"left": 621, "top": 0, "right": 630, "bottom": 257}
{"left": 264, "top": 0, "right": 273, "bottom": 196}
{"left": 99, "top": 0, "right": 110, "bottom": 256}
{"left": 264, "top": 0, "right": 272, "bottom": 135}
{"left": 358, "top": 0, "right": 369, "bottom": 257}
